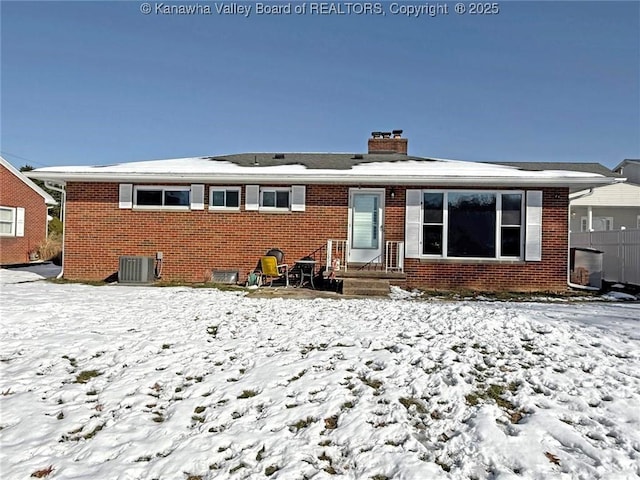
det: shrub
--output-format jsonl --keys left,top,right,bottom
{"left": 37, "top": 233, "right": 62, "bottom": 263}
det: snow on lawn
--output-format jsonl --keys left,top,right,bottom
{"left": 1, "top": 271, "right": 639, "bottom": 480}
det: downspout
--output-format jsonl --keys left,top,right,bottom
{"left": 45, "top": 181, "right": 66, "bottom": 279}
{"left": 567, "top": 188, "right": 599, "bottom": 290}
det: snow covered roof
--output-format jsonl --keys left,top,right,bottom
{"left": 26, "top": 153, "right": 623, "bottom": 192}
{"left": 0, "top": 156, "right": 57, "bottom": 205}
{"left": 487, "top": 162, "right": 621, "bottom": 178}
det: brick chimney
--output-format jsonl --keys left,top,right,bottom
{"left": 368, "top": 129, "right": 408, "bottom": 155}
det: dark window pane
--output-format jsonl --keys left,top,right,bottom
{"left": 276, "top": 191, "right": 289, "bottom": 208}
{"left": 226, "top": 190, "right": 239, "bottom": 207}
{"left": 262, "top": 191, "right": 275, "bottom": 207}
{"left": 423, "top": 225, "right": 443, "bottom": 255}
{"left": 502, "top": 194, "right": 522, "bottom": 225}
{"left": 136, "top": 190, "right": 163, "bottom": 206}
{"left": 423, "top": 192, "right": 443, "bottom": 223}
{"left": 447, "top": 193, "right": 496, "bottom": 257}
{"left": 501, "top": 227, "right": 521, "bottom": 256}
{"left": 211, "top": 191, "right": 225, "bottom": 207}
{"left": 164, "top": 190, "right": 189, "bottom": 206}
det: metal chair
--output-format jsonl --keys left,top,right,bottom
{"left": 260, "top": 256, "right": 289, "bottom": 287}
{"left": 251, "top": 248, "right": 290, "bottom": 287}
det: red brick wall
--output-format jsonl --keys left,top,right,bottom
{"left": 398, "top": 187, "right": 569, "bottom": 292}
{"left": 368, "top": 137, "right": 408, "bottom": 154}
{"left": 0, "top": 164, "right": 49, "bottom": 265}
{"left": 62, "top": 182, "right": 569, "bottom": 291}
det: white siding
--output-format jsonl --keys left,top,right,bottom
{"left": 570, "top": 183, "right": 640, "bottom": 207}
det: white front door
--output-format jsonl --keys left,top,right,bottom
{"left": 348, "top": 189, "right": 385, "bottom": 263}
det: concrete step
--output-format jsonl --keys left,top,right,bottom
{"left": 342, "top": 278, "right": 390, "bottom": 296}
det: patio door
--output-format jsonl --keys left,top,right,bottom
{"left": 348, "top": 189, "right": 385, "bottom": 264}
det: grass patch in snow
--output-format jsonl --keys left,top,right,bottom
{"left": 62, "top": 355, "right": 78, "bottom": 368}
{"left": 206, "top": 325, "right": 218, "bottom": 337}
{"left": 324, "top": 415, "right": 339, "bottom": 430}
{"left": 47, "top": 278, "right": 107, "bottom": 286}
{"left": 30, "top": 465, "right": 54, "bottom": 478}
{"left": 74, "top": 370, "right": 102, "bottom": 384}
{"left": 290, "top": 416, "right": 316, "bottom": 431}
{"left": 288, "top": 369, "right": 306, "bottom": 382}
{"left": 229, "top": 462, "right": 248, "bottom": 473}
{"left": 466, "top": 383, "right": 518, "bottom": 411}
{"left": 82, "top": 423, "right": 104, "bottom": 440}
{"left": 237, "top": 389, "right": 259, "bottom": 399}
{"left": 265, "top": 465, "right": 280, "bottom": 476}
{"left": 398, "top": 397, "right": 428, "bottom": 414}
{"left": 359, "top": 376, "right": 383, "bottom": 390}
{"left": 341, "top": 401, "right": 355, "bottom": 410}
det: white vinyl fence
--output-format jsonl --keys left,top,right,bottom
{"left": 570, "top": 229, "right": 640, "bottom": 286}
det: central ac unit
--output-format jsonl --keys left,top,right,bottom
{"left": 118, "top": 256, "right": 155, "bottom": 284}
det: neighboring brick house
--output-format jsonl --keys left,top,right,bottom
{"left": 0, "top": 156, "right": 57, "bottom": 265}
{"left": 27, "top": 131, "right": 622, "bottom": 292}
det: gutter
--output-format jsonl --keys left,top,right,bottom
{"left": 568, "top": 187, "right": 595, "bottom": 202}
{"left": 27, "top": 172, "right": 622, "bottom": 189}
{"left": 44, "top": 181, "right": 66, "bottom": 280}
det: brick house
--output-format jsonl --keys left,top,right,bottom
{"left": 26, "top": 131, "right": 622, "bottom": 292}
{"left": 0, "top": 156, "right": 57, "bottom": 265}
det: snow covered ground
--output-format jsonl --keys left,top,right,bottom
{"left": 1, "top": 269, "right": 639, "bottom": 480}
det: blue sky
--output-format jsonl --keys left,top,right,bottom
{"left": 1, "top": 1, "right": 638, "bottom": 169}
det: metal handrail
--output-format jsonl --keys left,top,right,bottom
{"left": 357, "top": 255, "right": 384, "bottom": 271}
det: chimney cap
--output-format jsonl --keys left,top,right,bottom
{"left": 371, "top": 131, "right": 383, "bottom": 138}
{"left": 392, "top": 129, "right": 403, "bottom": 137}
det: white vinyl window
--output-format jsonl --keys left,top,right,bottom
{"left": 0, "top": 206, "right": 24, "bottom": 237}
{"left": 415, "top": 190, "right": 524, "bottom": 259}
{"left": 245, "top": 185, "right": 305, "bottom": 212}
{"left": 209, "top": 187, "right": 241, "bottom": 210}
{"left": 133, "top": 186, "right": 190, "bottom": 209}
{"left": 581, "top": 216, "right": 613, "bottom": 232}
{"left": 260, "top": 187, "right": 290, "bottom": 210}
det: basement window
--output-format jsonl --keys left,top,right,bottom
{"left": 134, "top": 186, "right": 190, "bottom": 209}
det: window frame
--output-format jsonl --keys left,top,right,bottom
{"left": 208, "top": 186, "right": 241, "bottom": 211}
{"left": 133, "top": 185, "right": 191, "bottom": 210}
{"left": 580, "top": 216, "right": 614, "bottom": 232}
{"left": 419, "top": 189, "right": 525, "bottom": 261}
{"left": 259, "top": 187, "right": 291, "bottom": 211}
{"left": 0, "top": 206, "right": 16, "bottom": 236}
